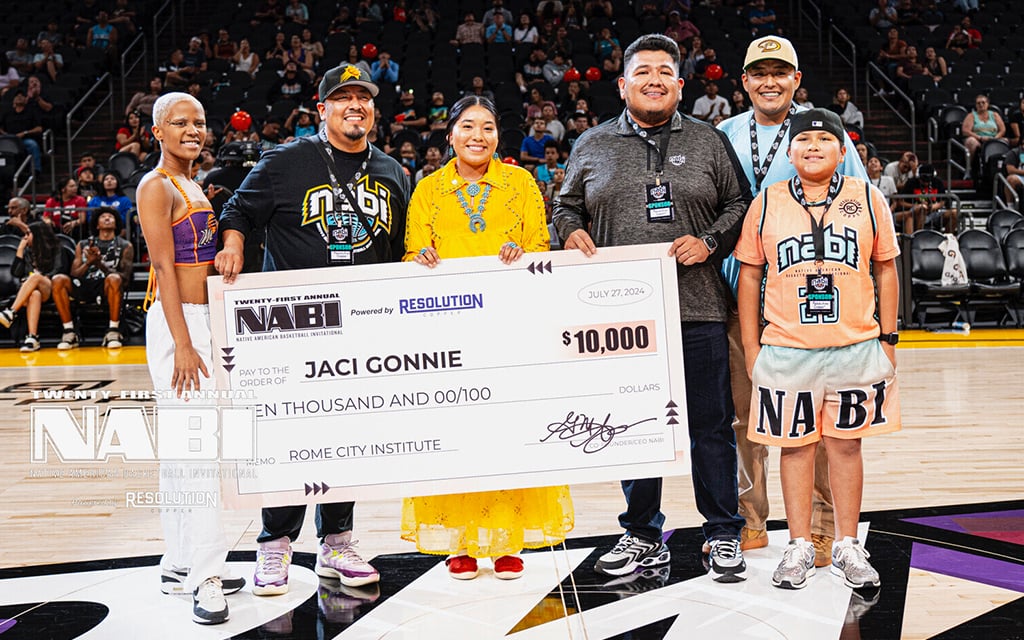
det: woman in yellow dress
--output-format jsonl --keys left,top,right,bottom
{"left": 402, "top": 95, "right": 574, "bottom": 580}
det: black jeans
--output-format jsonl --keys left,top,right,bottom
{"left": 258, "top": 502, "right": 354, "bottom": 543}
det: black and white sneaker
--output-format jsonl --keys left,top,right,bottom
{"left": 594, "top": 533, "right": 671, "bottom": 576}
{"left": 707, "top": 538, "right": 747, "bottom": 583}
{"left": 102, "top": 329, "right": 123, "bottom": 349}
{"left": 0, "top": 308, "right": 13, "bottom": 328}
{"left": 19, "top": 334, "right": 40, "bottom": 352}
{"left": 193, "top": 577, "right": 229, "bottom": 625}
{"left": 162, "top": 568, "right": 245, "bottom": 595}
{"left": 57, "top": 330, "right": 79, "bottom": 350}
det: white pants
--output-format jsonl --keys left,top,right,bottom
{"left": 146, "top": 300, "right": 229, "bottom": 591}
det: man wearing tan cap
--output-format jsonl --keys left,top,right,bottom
{"left": 217, "top": 63, "right": 409, "bottom": 594}
{"left": 716, "top": 35, "right": 866, "bottom": 567}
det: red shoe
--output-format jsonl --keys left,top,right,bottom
{"left": 494, "top": 556, "right": 524, "bottom": 580}
{"left": 445, "top": 555, "right": 478, "bottom": 580}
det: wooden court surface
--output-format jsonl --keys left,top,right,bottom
{"left": 0, "top": 330, "right": 1022, "bottom": 638}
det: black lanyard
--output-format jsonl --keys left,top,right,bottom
{"left": 750, "top": 105, "right": 796, "bottom": 191}
{"left": 791, "top": 172, "right": 843, "bottom": 264}
{"left": 307, "top": 133, "right": 391, "bottom": 263}
{"left": 627, "top": 113, "right": 673, "bottom": 183}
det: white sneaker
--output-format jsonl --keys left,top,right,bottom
{"left": 831, "top": 537, "right": 881, "bottom": 588}
{"left": 192, "top": 577, "right": 229, "bottom": 625}
{"left": 772, "top": 538, "right": 816, "bottom": 589}
{"left": 57, "top": 330, "right": 79, "bottom": 350}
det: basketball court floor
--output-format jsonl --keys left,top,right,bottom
{"left": 0, "top": 330, "right": 1022, "bottom": 639}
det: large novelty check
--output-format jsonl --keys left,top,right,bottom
{"left": 208, "top": 243, "right": 689, "bottom": 508}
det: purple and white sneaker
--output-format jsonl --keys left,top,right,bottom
{"left": 253, "top": 537, "right": 291, "bottom": 596}
{"left": 316, "top": 532, "right": 380, "bottom": 587}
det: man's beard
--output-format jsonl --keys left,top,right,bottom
{"left": 343, "top": 125, "right": 367, "bottom": 141}
{"left": 629, "top": 104, "right": 676, "bottom": 127}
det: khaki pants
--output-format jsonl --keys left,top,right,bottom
{"left": 727, "top": 311, "right": 835, "bottom": 537}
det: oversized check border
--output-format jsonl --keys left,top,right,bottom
{"left": 208, "top": 243, "right": 689, "bottom": 508}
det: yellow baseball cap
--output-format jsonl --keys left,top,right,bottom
{"left": 743, "top": 36, "right": 799, "bottom": 70}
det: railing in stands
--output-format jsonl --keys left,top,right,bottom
{"left": 12, "top": 154, "right": 34, "bottom": 202}
{"left": 152, "top": 0, "right": 177, "bottom": 68}
{"left": 865, "top": 62, "right": 917, "bottom": 158}
{"left": 796, "top": 0, "right": 823, "bottom": 55}
{"left": 946, "top": 137, "right": 968, "bottom": 188}
{"left": 42, "top": 129, "right": 55, "bottom": 194}
{"left": 120, "top": 32, "right": 148, "bottom": 112}
{"left": 65, "top": 73, "right": 115, "bottom": 178}
{"left": 992, "top": 174, "right": 1020, "bottom": 212}
{"left": 828, "top": 23, "right": 858, "bottom": 105}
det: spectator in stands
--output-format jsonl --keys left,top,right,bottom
{"left": 869, "top": 0, "right": 898, "bottom": 29}
{"left": 253, "top": 0, "right": 285, "bottom": 25}
{"left": 341, "top": 44, "right": 372, "bottom": 77}
{"left": 793, "top": 86, "right": 814, "bottom": 109}
{"left": 183, "top": 36, "right": 208, "bottom": 73}
{"left": 285, "top": 35, "right": 315, "bottom": 81}
{"left": 212, "top": 29, "right": 237, "bottom": 60}
{"left": 594, "top": 28, "right": 620, "bottom": 62}
{"left": 602, "top": 44, "right": 624, "bottom": 79}
{"left": 51, "top": 207, "right": 133, "bottom": 350}
{"left": 565, "top": 109, "right": 590, "bottom": 151}
{"left": 962, "top": 94, "right": 1006, "bottom": 165}
{"left": 452, "top": 13, "right": 485, "bottom": 46}
{"left": 483, "top": 0, "right": 514, "bottom": 27}
{"left": 953, "top": 0, "right": 979, "bottom": 14}
{"left": 959, "top": 16, "right": 982, "bottom": 47}
{"left": 265, "top": 33, "right": 288, "bottom": 67}
{"left": 0, "top": 91, "right": 43, "bottom": 173}
{"left": 300, "top": 29, "right": 323, "bottom": 67}
{"left": 683, "top": 35, "right": 705, "bottom": 75}
{"left": 665, "top": 11, "right": 700, "bottom": 44}
{"left": 427, "top": 91, "right": 449, "bottom": 135}
{"left": 0, "top": 220, "right": 66, "bottom": 351}
{"left": 5, "top": 38, "right": 33, "bottom": 77}
{"left": 524, "top": 88, "right": 548, "bottom": 120}
{"left": 126, "top": 76, "right": 164, "bottom": 120}
{"left": 877, "top": 27, "right": 909, "bottom": 75}
{"left": 255, "top": 117, "right": 285, "bottom": 153}
{"left": 23, "top": 76, "right": 55, "bottom": 129}
{"left": 89, "top": 173, "right": 134, "bottom": 225}
{"left": 514, "top": 13, "right": 539, "bottom": 45}
{"left": 535, "top": 139, "right": 565, "bottom": 182}
{"left": 585, "top": 0, "right": 613, "bottom": 18}
{"left": 355, "top": 0, "right": 384, "bottom": 24}
{"left": 76, "top": 167, "right": 99, "bottom": 200}
{"left": 110, "top": 0, "right": 138, "bottom": 37}
{"left": 520, "top": 116, "right": 554, "bottom": 167}
{"left": 548, "top": 25, "right": 573, "bottom": 58}
{"left": 1006, "top": 98, "right": 1024, "bottom": 148}
{"left": 285, "top": 0, "right": 309, "bottom": 24}
{"left": 32, "top": 39, "right": 63, "bottom": 83}
{"left": 410, "top": 1, "right": 438, "bottom": 33}
{"left": 695, "top": 47, "right": 728, "bottom": 83}
{"left": 0, "top": 58, "right": 19, "bottom": 96}
{"left": 560, "top": 80, "right": 588, "bottom": 117}
{"left": 75, "top": 0, "right": 104, "bottom": 40}
{"left": 160, "top": 49, "right": 193, "bottom": 90}
{"left": 517, "top": 48, "right": 548, "bottom": 91}
{"left": 395, "top": 140, "right": 420, "bottom": 177}
{"left": 827, "top": 87, "right": 864, "bottom": 129}
{"left": 370, "top": 50, "right": 400, "bottom": 86}
{"left": 746, "top": 0, "right": 778, "bottom": 36}
{"left": 392, "top": 88, "right": 428, "bottom": 135}
{"left": 896, "top": 0, "right": 922, "bottom": 26}
{"left": 899, "top": 163, "right": 952, "bottom": 233}
{"left": 536, "top": 0, "right": 564, "bottom": 22}
{"left": 731, "top": 89, "right": 752, "bottom": 113}
{"left": 1002, "top": 140, "right": 1024, "bottom": 202}
{"left": 268, "top": 61, "right": 311, "bottom": 104}
{"left": 414, "top": 146, "right": 442, "bottom": 185}
{"left": 867, "top": 156, "right": 898, "bottom": 204}
{"left": 884, "top": 151, "right": 918, "bottom": 190}
{"left": 4, "top": 197, "right": 32, "bottom": 235}
{"left": 37, "top": 20, "right": 63, "bottom": 48}
{"left": 544, "top": 50, "right": 570, "bottom": 87}
{"left": 923, "top": 47, "right": 947, "bottom": 82}
{"left": 77, "top": 153, "right": 105, "bottom": 178}
{"left": 328, "top": 6, "right": 355, "bottom": 35}
{"left": 895, "top": 46, "right": 929, "bottom": 91}
{"left": 944, "top": 23, "right": 972, "bottom": 55}
{"left": 44, "top": 178, "right": 88, "bottom": 234}
{"left": 856, "top": 142, "right": 870, "bottom": 167}
{"left": 532, "top": 102, "right": 565, "bottom": 142}
{"left": 693, "top": 81, "right": 731, "bottom": 122}
{"left": 465, "top": 76, "right": 495, "bottom": 102}
{"left": 88, "top": 11, "right": 118, "bottom": 56}
{"left": 233, "top": 40, "right": 260, "bottom": 78}
{"left": 284, "top": 106, "right": 318, "bottom": 138}
{"left": 486, "top": 12, "right": 514, "bottom": 44}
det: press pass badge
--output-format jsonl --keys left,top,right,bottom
{"left": 327, "top": 216, "right": 354, "bottom": 265}
{"left": 645, "top": 181, "right": 675, "bottom": 222}
{"left": 804, "top": 272, "right": 835, "bottom": 316}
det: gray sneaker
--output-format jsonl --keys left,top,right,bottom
{"left": 102, "top": 329, "right": 123, "bottom": 349}
{"left": 772, "top": 538, "right": 816, "bottom": 589}
{"left": 0, "top": 308, "right": 13, "bottom": 328}
{"left": 707, "top": 538, "right": 747, "bottom": 583}
{"left": 57, "top": 330, "right": 79, "bottom": 350}
{"left": 831, "top": 537, "right": 881, "bottom": 588}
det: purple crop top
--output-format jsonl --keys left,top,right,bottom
{"left": 156, "top": 168, "right": 218, "bottom": 265}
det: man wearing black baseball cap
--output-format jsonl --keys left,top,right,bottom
{"left": 217, "top": 62, "right": 409, "bottom": 595}
{"left": 717, "top": 37, "right": 867, "bottom": 568}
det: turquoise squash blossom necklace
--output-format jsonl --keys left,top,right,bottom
{"left": 456, "top": 182, "right": 491, "bottom": 232}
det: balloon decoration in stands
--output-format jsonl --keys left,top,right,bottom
{"left": 705, "top": 63, "right": 724, "bottom": 81}
{"left": 585, "top": 66, "right": 601, "bottom": 82}
{"left": 564, "top": 67, "right": 580, "bottom": 82}
{"left": 361, "top": 43, "right": 378, "bottom": 59}
{"left": 502, "top": 156, "right": 519, "bottom": 165}
{"left": 230, "top": 110, "right": 253, "bottom": 132}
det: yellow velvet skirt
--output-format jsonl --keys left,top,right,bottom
{"left": 400, "top": 486, "right": 575, "bottom": 558}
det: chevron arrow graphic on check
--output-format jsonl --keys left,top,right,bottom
{"left": 304, "top": 482, "right": 330, "bottom": 496}
{"left": 223, "top": 364, "right": 236, "bottom": 373}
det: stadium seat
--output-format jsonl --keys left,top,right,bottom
{"left": 910, "top": 229, "right": 970, "bottom": 326}
{"left": 958, "top": 229, "right": 1020, "bottom": 325}
{"left": 986, "top": 209, "right": 1024, "bottom": 242}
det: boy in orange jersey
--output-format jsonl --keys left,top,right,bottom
{"left": 733, "top": 108, "right": 901, "bottom": 590}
